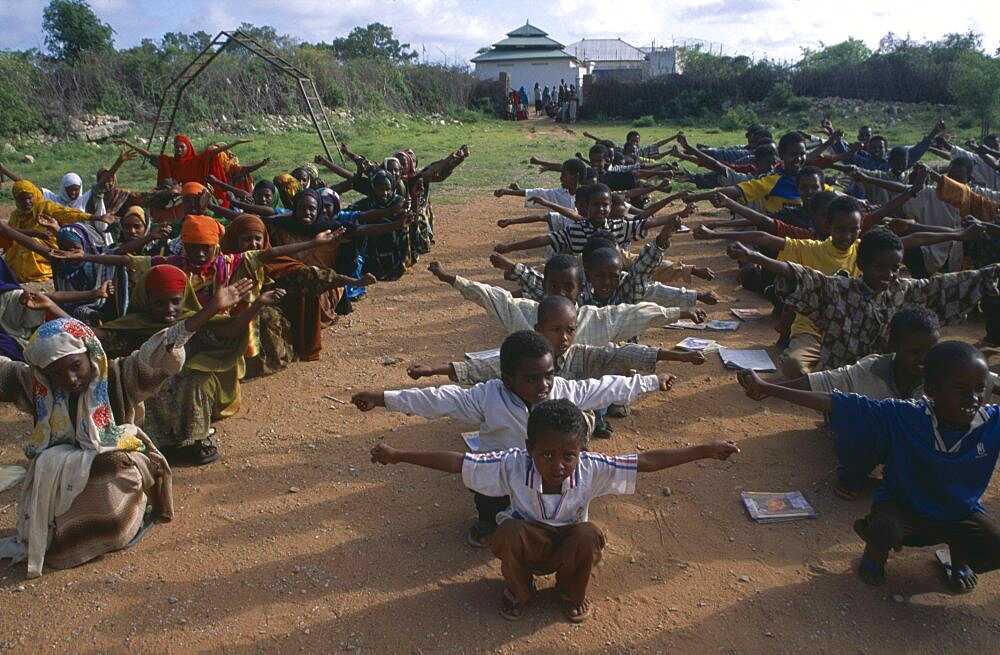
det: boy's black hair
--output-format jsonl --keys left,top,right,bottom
{"left": 526, "top": 398, "right": 588, "bottom": 446}
{"left": 924, "top": 340, "right": 987, "bottom": 384}
{"left": 808, "top": 190, "right": 837, "bottom": 216}
{"left": 857, "top": 227, "right": 903, "bottom": 266}
{"left": 746, "top": 123, "right": 766, "bottom": 136}
{"left": 574, "top": 185, "right": 593, "bottom": 206}
{"left": 581, "top": 234, "right": 616, "bottom": 260}
{"left": 777, "top": 131, "right": 806, "bottom": 156}
{"left": 587, "top": 182, "right": 612, "bottom": 200}
{"left": 626, "top": 130, "right": 640, "bottom": 142}
{"left": 610, "top": 192, "right": 627, "bottom": 206}
{"left": 949, "top": 155, "right": 975, "bottom": 178}
{"left": 753, "top": 142, "right": 777, "bottom": 158}
{"left": 562, "top": 159, "right": 588, "bottom": 179}
{"left": 499, "top": 330, "right": 553, "bottom": 376}
{"left": 826, "top": 195, "right": 863, "bottom": 221}
{"left": 537, "top": 294, "right": 577, "bottom": 325}
{"left": 869, "top": 135, "right": 888, "bottom": 146}
{"left": 588, "top": 144, "right": 610, "bottom": 160}
{"left": 543, "top": 253, "right": 584, "bottom": 283}
{"left": 798, "top": 165, "right": 823, "bottom": 181}
{"left": 583, "top": 246, "right": 622, "bottom": 269}
{"left": 888, "top": 305, "right": 940, "bottom": 344}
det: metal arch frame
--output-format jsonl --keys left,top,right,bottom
{"left": 148, "top": 30, "right": 343, "bottom": 161}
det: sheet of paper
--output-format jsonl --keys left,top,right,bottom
{"left": 718, "top": 347, "right": 776, "bottom": 371}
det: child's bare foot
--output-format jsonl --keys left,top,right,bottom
{"left": 858, "top": 555, "right": 887, "bottom": 586}
{"left": 938, "top": 549, "right": 978, "bottom": 594}
{"left": 693, "top": 266, "right": 716, "bottom": 281}
{"left": 499, "top": 587, "right": 527, "bottom": 621}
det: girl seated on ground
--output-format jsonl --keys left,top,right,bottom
{"left": 0, "top": 282, "right": 248, "bottom": 577}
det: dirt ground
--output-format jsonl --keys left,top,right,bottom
{"left": 2, "top": 129, "right": 1000, "bottom": 653}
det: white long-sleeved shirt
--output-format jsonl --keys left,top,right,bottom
{"left": 384, "top": 374, "right": 661, "bottom": 452}
{"left": 452, "top": 276, "right": 680, "bottom": 346}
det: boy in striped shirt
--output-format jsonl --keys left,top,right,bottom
{"left": 371, "top": 399, "right": 738, "bottom": 622}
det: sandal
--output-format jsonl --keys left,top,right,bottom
{"left": 466, "top": 520, "right": 494, "bottom": 548}
{"left": 499, "top": 587, "right": 527, "bottom": 621}
{"left": 857, "top": 555, "right": 887, "bottom": 586}
{"left": 177, "top": 435, "right": 219, "bottom": 466}
{"left": 563, "top": 597, "right": 593, "bottom": 623}
{"left": 936, "top": 549, "right": 978, "bottom": 594}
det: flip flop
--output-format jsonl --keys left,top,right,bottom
{"left": 936, "top": 548, "right": 978, "bottom": 594}
{"left": 499, "top": 587, "right": 526, "bottom": 621}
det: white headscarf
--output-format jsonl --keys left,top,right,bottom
{"left": 58, "top": 173, "right": 88, "bottom": 211}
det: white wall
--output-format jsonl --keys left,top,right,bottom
{"left": 473, "top": 59, "right": 585, "bottom": 100}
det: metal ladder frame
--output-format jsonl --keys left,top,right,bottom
{"left": 148, "top": 30, "right": 343, "bottom": 161}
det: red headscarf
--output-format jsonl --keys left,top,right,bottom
{"left": 157, "top": 134, "right": 230, "bottom": 207}
{"left": 144, "top": 265, "right": 188, "bottom": 293}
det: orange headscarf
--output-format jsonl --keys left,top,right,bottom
{"left": 220, "top": 214, "right": 269, "bottom": 254}
{"left": 180, "top": 214, "right": 225, "bottom": 246}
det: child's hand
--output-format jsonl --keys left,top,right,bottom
{"left": 725, "top": 242, "right": 754, "bottom": 261}
{"left": 496, "top": 218, "right": 512, "bottom": 228}
{"left": 708, "top": 192, "right": 728, "bottom": 209}
{"left": 314, "top": 227, "right": 346, "bottom": 244}
{"left": 209, "top": 278, "right": 254, "bottom": 313}
{"left": 693, "top": 224, "right": 716, "bottom": 240}
{"left": 151, "top": 224, "right": 173, "bottom": 240}
{"left": 370, "top": 442, "right": 399, "bottom": 465}
{"left": 736, "top": 369, "right": 768, "bottom": 401}
{"left": 961, "top": 218, "right": 986, "bottom": 240}
{"left": 48, "top": 249, "right": 84, "bottom": 261}
{"left": 20, "top": 291, "right": 54, "bottom": 312}
{"left": 696, "top": 291, "right": 719, "bottom": 305}
{"left": 314, "top": 154, "right": 328, "bottom": 165}
{"left": 657, "top": 373, "right": 677, "bottom": 391}
{"left": 493, "top": 188, "right": 506, "bottom": 198}
{"left": 680, "top": 308, "right": 707, "bottom": 323}
{"left": 681, "top": 351, "right": 706, "bottom": 365}
{"left": 97, "top": 280, "right": 115, "bottom": 298}
{"left": 358, "top": 272, "right": 378, "bottom": 287}
{"left": 704, "top": 440, "right": 740, "bottom": 460}
{"left": 883, "top": 217, "right": 916, "bottom": 234}
{"left": 427, "top": 261, "right": 449, "bottom": 281}
{"left": 37, "top": 213, "right": 60, "bottom": 233}
{"left": 255, "top": 288, "right": 287, "bottom": 307}
{"left": 407, "top": 363, "right": 433, "bottom": 379}
{"left": 678, "top": 203, "right": 696, "bottom": 219}
{"left": 489, "top": 252, "right": 516, "bottom": 272}
{"left": 494, "top": 243, "right": 511, "bottom": 254}
{"left": 351, "top": 391, "right": 383, "bottom": 411}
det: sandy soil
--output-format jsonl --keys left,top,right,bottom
{"left": 2, "top": 130, "right": 1000, "bottom": 653}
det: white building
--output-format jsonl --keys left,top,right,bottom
{"left": 471, "top": 22, "right": 585, "bottom": 99}
{"left": 567, "top": 38, "right": 646, "bottom": 76}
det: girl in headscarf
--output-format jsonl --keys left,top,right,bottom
{"left": 115, "top": 205, "right": 176, "bottom": 257}
{"left": 0, "top": 258, "right": 45, "bottom": 361}
{"left": 223, "top": 213, "right": 374, "bottom": 367}
{"left": 3, "top": 180, "right": 108, "bottom": 282}
{"left": 349, "top": 170, "right": 412, "bottom": 281}
{"left": 273, "top": 173, "right": 301, "bottom": 209}
{"left": 0, "top": 284, "right": 248, "bottom": 576}
{"left": 97, "top": 265, "right": 277, "bottom": 465}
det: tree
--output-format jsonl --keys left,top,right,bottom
{"left": 797, "top": 38, "right": 872, "bottom": 70}
{"left": 41, "top": 0, "right": 114, "bottom": 63}
{"left": 949, "top": 50, "right": 1000, "bottom": 139}
{"left": 332, "top": 23, "right": 417, "bottom": 64}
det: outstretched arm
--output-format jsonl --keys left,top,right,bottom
{"left": 709, "top": 192, "right": 781, "bottom": 232}
{"left": 48, "top": 250, "right": 131, "bottom": 266}
{"left": 113, "top": 138, "right": 153, "bottom": 159}
{"left": 206, "top": 139, "right": 252, "bottom": 156}
{"left": 0, "top": 160, "right": 22, "bottom": 182}
{"left": 636, "top": 441, "right": 739, "bottom": 472}
{"left": 0, "top": 222, "right": 54, "bottom": 258}
{"left": 497, "top": 214, "right": 549, "bottom": 228}
{"left": 494, "top": 234, "right": 555, "bottom": 254}
{"left": 370, "top": 442, "right": 464, "bottom": 473}
{"left": 406, "top": 363, "right": 459, "bottom": 381}
{"left": 736, "top": 369, "right": 832, "bottom": 412}
{"left": 725, "top": 242, "right": 796, "bottom": 279}
{"left": 315, "top": 154, "right": 354, "bottom": 180}
{"left": 529, "top": 156, "right": 563, "bottom": 172}
{"left": 900, "top": 222, "right": 986, "bottom": 249}
{"left": 529, "top": 196, "right": 583, "bottom": 222}
{"left": 693, "top": 225, "right": 786, "bottom": 251}
{"left": 681, "top": 186, "right": 742, "bottom": 203}
{"left": 258, "top": 227, "right": 345, "bottom": 262}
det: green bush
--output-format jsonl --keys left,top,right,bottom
{"left": 632, "top": 114, "right": 656, "bottom": 127}
{"left": 720, "top": 105, "right": 759, "bottom": 131}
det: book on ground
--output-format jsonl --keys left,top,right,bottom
{"left": 465, "top": 348, "right": 500, "bottom": 361}
{"left": 665, "top": 319, "right": 707, "bottom": 330}
{"left": 706, "top": 320, "right": 740, "bottom": 331}
{"left": 675, "top": 337, "right": 719, "bottom": 352}
{"left": 741, "top": 491, "right": 817, "bottom": 523}
{"left": 461, "top": 431, "right": 481, "bottom": 451}
{"left": 718, "top": 347, "right": 776, "bottom": 371}
{"left": 731, "top": 308, "right": 765, "bottom": 321}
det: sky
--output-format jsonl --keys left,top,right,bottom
{"left": 2, "top": 0, "right": 998, "bottom": 65}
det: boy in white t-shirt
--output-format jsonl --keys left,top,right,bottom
{"left": 370, "top": 398, "right": 738, "bottom": 623}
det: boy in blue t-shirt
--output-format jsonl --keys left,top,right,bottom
{"left": 737, "top": 341, "right": 1000, "bottom": 594}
